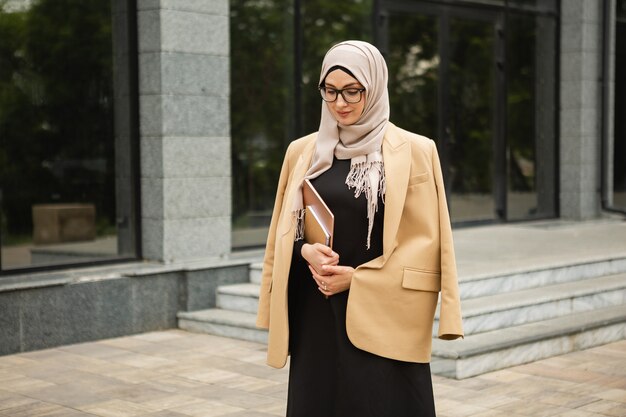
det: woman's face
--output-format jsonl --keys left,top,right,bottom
{"left": 323, "top": 69, "right": 366, "bottom": 126}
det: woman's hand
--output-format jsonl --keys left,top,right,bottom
{"left": 301, "top": 243, "right": 339, "bottom": 276}
{"left": 309, "top": 264, "right": 354, "bottom": 296}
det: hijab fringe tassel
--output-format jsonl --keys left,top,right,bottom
{"left": 346, "top": 161, "right": 385, "bottom": 250}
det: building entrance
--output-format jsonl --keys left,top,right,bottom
{"left": 379, "top": 1, "right": 556, "bottom": 223}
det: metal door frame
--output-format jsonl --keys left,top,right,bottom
{"left": 376, "top": 0, "right": 508, "bottom": 223}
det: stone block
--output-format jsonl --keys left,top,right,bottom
{"left": 140, "top": 137, "right": 164, "bottom": 179}
{"left": 163, "top": 216, "right": 231, "bottom": 261}
{"left": 560, "top": 108, "right": 583, "bottom": 137}
{"left": 561, "top": 0, "right": 600, "bottom": 24}
{"left": 160, "top": 10, "right": 228, "bottom": 56}
{"left": 560, "top": 51, "right": 600, "bottom": 82}
{"left": 559, "top": 191, "right": 581, "bottom": 218}
{"left": 561, "top": 80, "right": 599, "bottom": 110}
{"left": 161, "top": 95, "right": 229, "bottom": 137}
{"left": 141, "top": 217, "right": 164, "bottom": 261}
{"left": 138, "top": 0, "right": 229, "bottom": 15}
{"left": 139, "top": 95, "right": 163, "bottom": 137}
{"left": 141, "top": 178, "right": 164, "bottom": 219}
{"left": 137, "top": 9, "right": 161, "bottom": 53}
{"left": 184, "top": 265, "right": 249, "bottom": 311}
{"left": 130, "top": 273, "right": 180, "bottom": 331}
{"left": 159, "top": 53, "right": 229, "bottom": 96}
{"left": 0, "top": 294, "right": 21, "bottom": 355}
{"left": 32, "top": 204, "right": 96, "bottom": 244}
{"left": 561, "top": 22, "right": 601, "bottom": 53}
{"left": 162, "top": 136, "right": 230, "bottom": 178}
{"left": 164, "top": 177, "right": 230, "bottom": 220}
{"left": 138, "top": 53, "right": 162, "bottom": 95}
{"left": 19, "top": 281, "right": 134, "bottom": 351}
{"left": 560, "top": 163, "right": 583, "bottom": 193}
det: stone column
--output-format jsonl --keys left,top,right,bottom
{"left": 137, "top": 0, "right": 231, "bottom": 262}
{"left": 560, "top": 0, "right": 603, "bottom": 219}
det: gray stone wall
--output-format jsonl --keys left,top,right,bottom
{"left": 137, "top": 0, "right": 231, "bottom": 262}
{"left": 0, "top": 262, "right": 249, "bottom": 356}
{"left": 560, "top": 0, "right": 605, "bottom": 219}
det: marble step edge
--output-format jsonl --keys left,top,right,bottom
{"left": 459, "top": 257, "right": 626, "bottom": 299}
{"left": 218, "top": 282, "right": 261, "bottom": 298}
{"left": 250, "top": 257, "right": 626, "bottom": 299}
{"left": 177, "top": 309, "right": 268, "bottom": 344}
{"left": 431, "top": 304, "right": 626, "bottom": 360}
{"left": 250, "top": 256, "right": 626, "bottom": 283}
{"left": 219, "top": 273, "right": 626, "bottom": 320}
{"left": 460, "top": 255, "right": 626, "bottom": 283}
{"left": 250, "top": 263, "right": 262, "bottom": 285}
{"left": 178, "top": 308, "right": 259, "bottom": 329}
{"left": 453, "top": 272, "right": 626, "bottom": 319}
{"left": 176, "top": 306, "right": 625, "bottom": 379}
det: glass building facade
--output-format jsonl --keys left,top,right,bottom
{"left": 0, "top": 0, "right": 139, "bottom": 272}
{"left": 231, "top": 0, "right": 560, "bottom": 248}
{"left": 0, "top": 0, "right": 624, "bottom": 270}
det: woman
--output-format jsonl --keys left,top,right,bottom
{"left": 256, "top": 40, "right": 463, "bottom": 417}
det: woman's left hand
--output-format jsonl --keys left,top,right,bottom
{"left": 308, "top": 264, "right": 354, "bottom": 296}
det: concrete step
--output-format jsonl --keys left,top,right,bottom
{"left": 247, "top": 256, "right": 626, "bottom": 299}
{"left": 216, "top": 283, "right": 260, "bottom": 314}
{"left": 177, "top": 309, "right": 267, "bottom": 344}
{"left": 177, "top": 304, "right": 626, "bottom": 379}
{"left": 250, "top": 262, "right": 262, "bottom": 285}
{"left": 216, "top": 272, "right": 626, "bottom": 336}
{"left": 438, "top": 272, "right": 626, "bottom": 336}
{"left": 458, "top": 256, "right": 626, "bottom": 299}
{"left": 431, "top": 304, "right": 626, "bottom": 379}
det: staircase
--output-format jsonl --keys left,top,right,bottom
{"left": 178, "top": 254, "right": 626, "bottom": 379}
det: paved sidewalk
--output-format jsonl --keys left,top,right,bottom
{"left": 0, "top": 330, "right": 624, "bottom": 417}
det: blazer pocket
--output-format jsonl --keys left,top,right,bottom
{"left": 402, "top": 268, "right": 441, "bottom": 292}
{"left": 408, "top": 172, "right": 429, "bottom": 187}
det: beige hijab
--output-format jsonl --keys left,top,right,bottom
{"left": 294, "top": 40, "right": 389, "bottom": 249}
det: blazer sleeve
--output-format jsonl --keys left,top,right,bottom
{"left": 256, "top": 146, "right": 292, "bottom": 329}
{"left": 431, "top": 141, "right": 464, "bottom": 340}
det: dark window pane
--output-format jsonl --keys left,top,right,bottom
{"left": 614, "top": 3, "right": 626, "bottom": 209}
{"left": 506, "top": 14, "right": 556, "bottom": 219}
{"left": 0, "top": 0, "right": 138, "bottom": 271}
{"left": 230, "top": 0, "right": 294, "bottom": 248}
{"left": 230, "top": 0, "right": 372, "bottom": 249}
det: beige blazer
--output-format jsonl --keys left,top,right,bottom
{"left": 256, "top": 123, "right": 464, "bottom": 368}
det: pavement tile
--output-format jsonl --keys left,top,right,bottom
{"left": 0, "top": 401, "right": 68, "bottom": 416}
{"left": 0, "top": 356, "right": 37, "bottom": 369}
{"left": 435, "top": 398, "right": 490, "bottom": 416}
{"left": 494, "top": 399, "right": 572, "bottom": 416}
{"left": 0, "top": 375, "right": 56, "bottom": 393}
{"left": 78, "top": 399, "right": 158, "bottom": 417}
{"left": 169, "top": 399, "right": 244, "bottom": 417}
{"left": 591, "top": 388, "right": 626, "bottom": 403}
{"left": 139, "top": 394, "right": 206, "bottom": 410}
{"left": 534, "top": 389, "right": 598, "bottom": 408}
{"left": 0, "top": 390, "right": 40, "bottom": 410}
{"left": 58, "top": 342, "right": 133, "bottom": 359}
{"left": 0, "top": 332, "right": 623, "bottom": 416}
{"left": 139, "top": 375, "right": 209, "bottom": 393}
{"left": 109, "top": 353, "right": 177, "bottom": 370}
{"left": 19, "top": 382, "right": 114, "bottom": 408}
{"left": 579, "top": 399, "right": 626, "bottom": 416}
{"left": 139, "top": 412, "right": 194, "bottom": 417}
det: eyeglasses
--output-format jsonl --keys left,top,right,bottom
{"left": 319, "top": 86, "right": 365, "bottom": 104}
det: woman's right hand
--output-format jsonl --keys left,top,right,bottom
{"left": 301, "top": 243, "right": 339, "bottom": 276}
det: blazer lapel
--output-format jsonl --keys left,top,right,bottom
{"left": 362, "top": 124, "right": 411, "bottom": 269}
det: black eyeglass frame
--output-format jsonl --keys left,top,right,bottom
{"left": 318, "top": 86, "right": 366, "bottom": 103}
